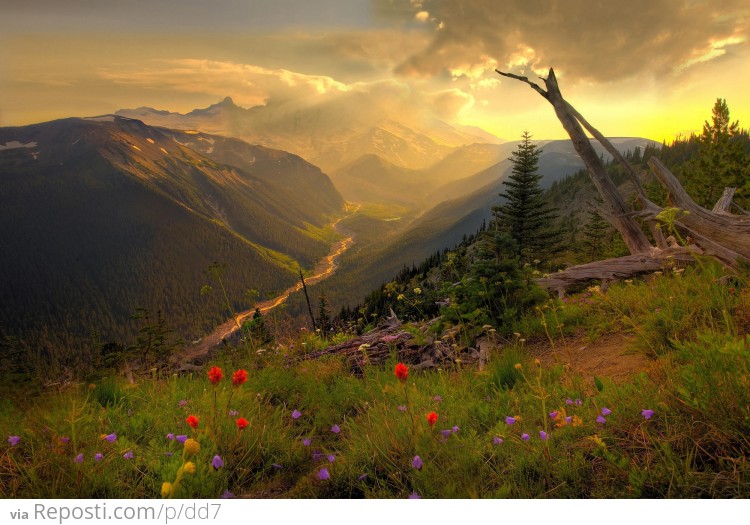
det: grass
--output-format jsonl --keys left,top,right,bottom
{"left": 2, "top": 266, "right": 750, "bottom": 498}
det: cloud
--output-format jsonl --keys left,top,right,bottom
{"left": 376, "top": 0, "right": 750, "bottom": 84}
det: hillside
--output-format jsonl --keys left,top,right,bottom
{"left": 0, "top": 116, "right": 344, "bottom": 357}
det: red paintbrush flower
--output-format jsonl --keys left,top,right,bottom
{"left": 236, "top": 417, "right": 249, "bottom": 430}
{"left": 232, "top": 369, "right": 248, "bottom": 387}
{"left": 208, "top": 366, "right": 223, "bottom": 384}
{"left": 186, "top": 415, "right": 199, "bottom": 429}
{"left": 394, "top": 362, "right": 409, "bottom": 382}
{"left": 426, "top": 411, "right": 438, "bottom": 426}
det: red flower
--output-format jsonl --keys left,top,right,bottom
{"left": 208, "top": 366, "right": 223, "bottom": 385}
{"left": 236, "top": 417, "right": 249, "bottom": 430}
{"left": 232, "top": 369, "right": 248, "bottom": 387}
{"left": 394, "top": 362, "right": 409, "bottom": 382}
{"left": 186, "top": 415, "right": 199, "bottom": 429}
{"left": 426, "top": 412, "right": 438, "bottom": 426}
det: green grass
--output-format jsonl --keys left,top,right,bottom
{"left": 2, "top": 267, "right": 750, "bottom": 498}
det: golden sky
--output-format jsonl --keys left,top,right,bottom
{"left": 1, "top": 0, "right": 748, "bottom": 142}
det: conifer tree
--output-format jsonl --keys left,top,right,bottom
{"left": 494, "top": 131, "right": 560, "bottom": 263}
{"left": 317, "top": 291, "right": 331, "bottom": 337}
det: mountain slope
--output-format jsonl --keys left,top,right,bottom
{"left": 0, "top": 116, "right": 344, "bottom": 352}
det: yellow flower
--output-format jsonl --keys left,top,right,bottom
{"left": 184, "top": 438, "right": 200, "bottom": 456}
{"left": 161, "top": 482, "right": 173, "bottom": 498}
{"left": 413, "top": 287, "right": 422, "bottom": 295}
{"left": 514, "top": 363, "right": 522, "bottom": 370}
{"left": 183, "top": 462, "right": 196, "bottom": 474}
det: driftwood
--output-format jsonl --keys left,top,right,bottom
{"left": 497, "top": 67, "right": 750, "bottom": 292}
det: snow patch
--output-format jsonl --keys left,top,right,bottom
{"left": 0, "top": 140, "right": 38, "bottom": 151}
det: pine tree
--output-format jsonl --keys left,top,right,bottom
{"left": 317, "top": 291, "right": 331, "bottom": 337}
{"left": 495, "top": 131, "right": 560, "bottom": 263}
{"left": 580, "top": 209, "right": 611, "bottom": 261}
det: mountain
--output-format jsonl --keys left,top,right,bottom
{"left": 117, "top": 96, "right": 504, "bottom": 172}
{"left": 0, "top": 116, "right": 344, "bottom": 353}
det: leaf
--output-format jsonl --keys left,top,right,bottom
{"left": 594, "top": 376, "right": 604, "bottom": 392}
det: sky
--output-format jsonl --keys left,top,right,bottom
{"left": 1, "top": 0, "right": 749, "bottom": 142}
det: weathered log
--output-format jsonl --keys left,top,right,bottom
{"left": 713, "top": 188, "right": 738, "bottom": 215}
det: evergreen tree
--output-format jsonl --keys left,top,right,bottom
{"left": 682, "top": 99, "right": 750, "bottom": 208}
{"left": 581, "top": 209, "right": 610, "bottom": 261}
{"left": 243, "top": 308, "right": 273, "bottom": 345}
{"left": 317, "top": 291, "right": 332, "bottom": 336}
{"left": 495, "top": 131, "right": 560, "bottom": 263}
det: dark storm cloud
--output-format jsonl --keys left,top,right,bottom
{"left": 375, "top": 0, "right": 749, "bottom": 82}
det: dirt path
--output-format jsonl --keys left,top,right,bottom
{"left": 181, "top": 205, "right": 359, "bottom": 362}
{"left": 526, "top": 331, "right": 654, "bottom": 388}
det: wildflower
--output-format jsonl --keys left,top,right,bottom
{"left": 505, "top": 416, "right": 516, "bottom": 425}
{"left": 331, "top": 424, "right": 341, "bottom": 434}
{"left": 397, "top": 405, "right": 408, "bottom": 412}
{"left": 549, "top": 411, "right": 558, "bottom": 419}
{"left": 94, "top": 453, "right": 103, "bottom": 462}
{"left": 8, "top": 436, "right": 20, "bottom": 446}
{"left": 212, "top": 455, "right": 224, "bottom": 470}
{"left": 104, "top": 433, "right": 117, "bottom": 443}
{"left": 233, "top": 417, "right": 248, "bottom": 430}
{"left": 521, "top": 433, "right": 530, "bottom": 441}
{"left": 394, "top": 363, "right": 409, "bottom": 382}
{"left": 303, "top": 438, "right": 312, "bottom": 447}
{"left": 566, "top": 399, "right": 573, "bottom": 405}
{"left": 123, "top": 451, "right": 134, "bottom": 459}
{"left": 452, "top": 426, "right": 460, "bottom": 433}
{"left": 440, "top": 429, "right": 452, "bottom": 439}
{"left": 413, "top": 287, "right": 422, "bottom": 295}
{"left": 408, "top": 492, "right": 421, "bottom": 499}
{"left": 575, "top": 399, "right": 582, "bottom": 406}
{"left": 183, "top": 462, "right": 196, "bottom": 474}
{"left": 184, "top": 439, "right": 200, "bottom": 456}
{"left": 412, "top": 455, "right": 423, "bottom": 470}
{"left": 539, "top": 431, "right": 548, "bottom": 441}
{"left": 426, "top": 412, "right": 438, "bottom": 426}
{"left": 228, "top": 410, "right": 239, "bottom": 417}
{"left": 601, "top": 407, "right": 612, "bottom": 416}
{"left": 433, "top": 395, "right": 443, "bottom": 402}
{"left": 232, "top": 369, "right": 248, "bottom": 387}
{"left": 208, "top": 366, "right": 223, "bottom": 384}
{"left": 642, "top": 409, "right": 655, "bottom": 420}
{"left": 161, "top": 482, "right": 173, "bottom": 498}
{"left": 596, "top": 415, "right": 607, "bottom": 425}
{"left": 493, "top": 436, "right": 503, "bottom": 445}
{"left": 220, "top": 490, "right": 235, "bottom": 499}
{"left": 60, "top": 436, "right": 70, "bottom": 444}
{"left": 327, "top": 454, "right": 335, "bottom": 463}
{"left": 292, "top": 410, "right": 302, "bottom": 420}
{"left": 514, "top": 363, "right": 522, "bottom": 370}
{"left": 178, "top": 400, "right": 188, "bottom": 407}
{"left": 358, "top": 474, "right": 368, "bottom": 480}
{"left": 176, "top": 435, "right": 188, "bottom": 443}
{"left": 318, "top": 468, "right": 330, "bottom": 480}
{"left": 565, "top": 416, "right": 573, "bottom": 424}
{"left": 186, "top": 415, "right": 199, "bottom": 429}
{"left": 75, "top": 453, "right": 84, "bottom": 464}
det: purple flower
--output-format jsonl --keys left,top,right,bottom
{"left": 521, "top": 433, "right": 530, "bottom": 441}
{"left": 75, "top": 453, "right": 84, "bottom": 464}
{"left": 596, "top": 415, "right": 607, "bottom": 425}
{"left": 272, "top": 463, "right": 282, "bottom": 470}
{"left": 397, "top": 405, "right": 408, "bottom": 412}
{"left": 575, "top": 399, "right": 583, "bottom": 406}
{"left": 104, "top": 433, "right": 117, "bottom": 443}
{"left": 123, "top": 451, "right": 134, "bottom": 459}
{"left": 539, "top": 431, "right": 548, "bottom": 441}
{"left": 642, "top": 409, "right": 655, "bottom": 420}
{"left": 8, "top": 436, "right": 20, "bottom": 446}
{"left": 303, "top": 438, "right": 312, "bottom": 447}
{"left": 228, "top": 410, "right": 239, "bottom": 417}
{"left": 212, "top": 455, "right": 224, "bottom": 469}
{"left": 408, "top": 491, "right": 421, "bottom": 499}
{"left": 565, "top": 416, "right": 573, "bottom": 424}
{"left": 565, "top": 398, "right": 573, "bottom": 405}
{"left": 440, "top": 429, "right": 452, "bottom": 439}
{"left": 549, "top": 411, "right": 558, "bottom": 419}
{"left": 178, "top": 400, "right": 188, "bottom": 407}
{"left": 318, "top": 468, "right": 330, "bottom": 480}
{"left": 505, "top": 416, "right": 516, "bottom": 425}
{"left": 327, "top": 454, "right": 336, "bottom": 463}
{"left": 292, "top": 410, "right": 302, "bottom": 420}
{"left": 493, "top": 436, "right": 503, "bottom": 445}
{"left": 331, "top": 424, "right": 341, "bottom": 434}
{"left": 433, "top": 395, "right": 443, "bottom": 402}
{"left": 166, "top": 433, "right": 175, "bottom": 441}
{"left": 60, "top": 436, "right": 70, "bottom": 444}
{"left": 452, "top": 426, "right": 460, "bottom": 433}
{"left": 94, "top": 453, "right": 103, "bottom": 462}
{"left": 358, "top": 473, "right": 368, "bottom": 480}
{"left": 220, "top": 490, "right": 235, "bottom": 499}
{"left": 176, "top": 435, "right": 188, "bottom": 443}
{"left": 601, "top": 407, "right": 612, "bottom": 416}
{"left": 411, "top": 455, "right": 423, "bottom": 470}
